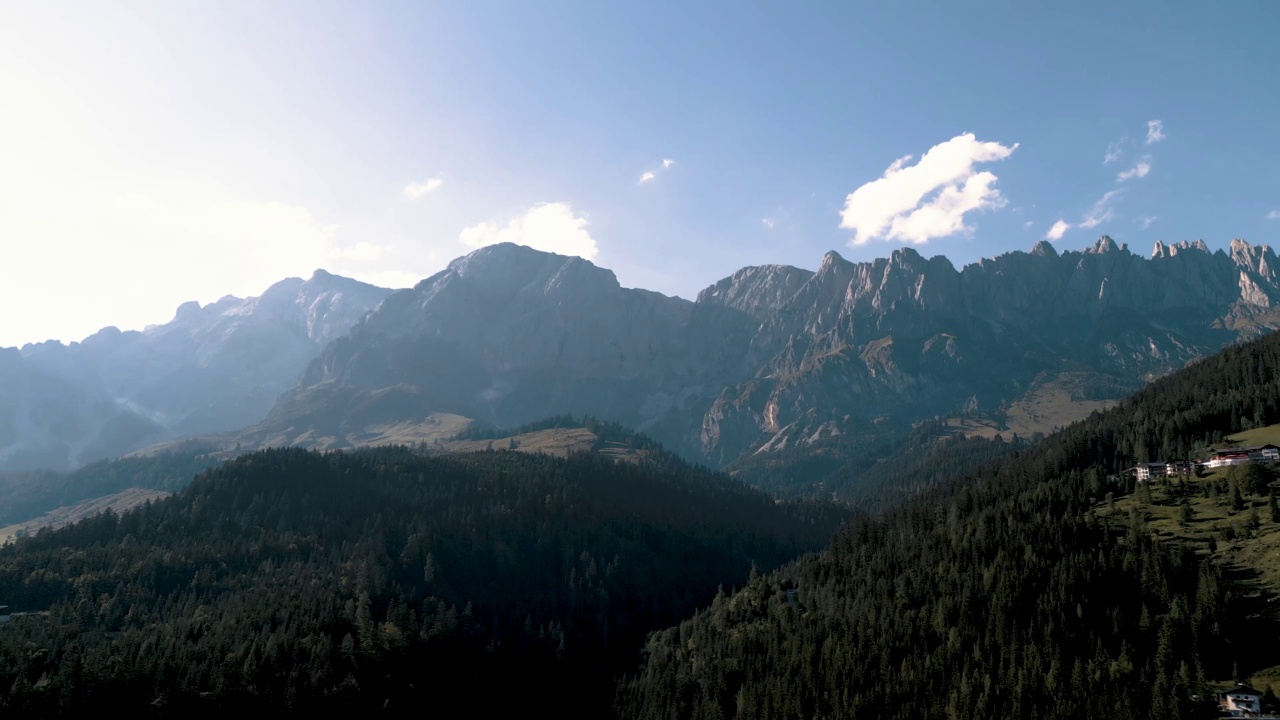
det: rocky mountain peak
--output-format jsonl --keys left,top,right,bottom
{"left": 888, "top": 246, "right": 928, "bottom": 271}
{"left": 696, "top": 264, "right": 813, "bottom": 320}
{"left": 1086, "top": 236, "right": 1124, "bottom": 254}
{"left": 818, "top": 250, "right": 852, "bottom": 274}
{"left": 1030, "top": 240, "right": 1058, "bottom": 258}
{"left": 174, "top": 300, "right": 204, "bottom": 323}
{"left": 1153, "top": 239, "right": 1213, "bottom": 259}
{"left": 1230, "top": 238, "right": 1277, "bottom": 278}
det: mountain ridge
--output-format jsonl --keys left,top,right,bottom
{"left": 240, "top": 237, "right": 1280, "bottom": 485}
{"left": 10, "top": 236, "right": 1280, "bottom": 495}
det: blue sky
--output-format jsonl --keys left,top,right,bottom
{"left": 1, "top": 1, "right": 1278, "bottom": 346}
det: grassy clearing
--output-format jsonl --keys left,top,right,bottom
{"left": 1228, "top": 423, "right": 1280, "bottom": 448}
{"left": 944, "top": 372, "right": 1121, "bottom": 442}
{"left": 440, "top": 427, "right": 599, "bottom": 457}
{"left": 436, "top": 427, "right": 653, "bottom": 463}
{"left": 1002, "top": 379, "right": 1117, "bottom": 438}
{"left": 0, "top": 487, "right": 171, "bottom": 545}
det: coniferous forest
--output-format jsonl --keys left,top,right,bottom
{"left": 617, "top": 331, "right": 1280, "bottom": 719}
{"left": 0, "top": 448, "right": 842, "bottom": 716}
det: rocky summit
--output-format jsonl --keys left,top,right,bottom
{"left": 242, "top": 237, "right": 1280, "bottom": 467}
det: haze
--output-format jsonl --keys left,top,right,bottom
{"left": 2, "top": 1, "right": 1278, "bottom": 347}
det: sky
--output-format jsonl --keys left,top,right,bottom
{"left": 2, "top": 1, "right": 1279, "bottom": 347}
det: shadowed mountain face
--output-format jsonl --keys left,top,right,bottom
{"left": 248, "top": 238, "right": 1280, "bottom": 467}
{"left": 246, "top": 244, "right": 758, "bottom": 452}
{"left": 0, "top": 271, "right": 391, "bottom": 471}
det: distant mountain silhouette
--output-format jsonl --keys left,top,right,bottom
{"left": 0, "top": 271, "right": 390, "bottom": 471}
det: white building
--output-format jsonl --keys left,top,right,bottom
{"left": 1205, "top": 445, "right": 1280, "bottom": 469}
{"left": 1134, "top": 463, "right": 1169, "bottom": 482}
{"left": 1219, "top": 683, "right": 1264, "bottom": 715}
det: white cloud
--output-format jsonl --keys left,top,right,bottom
{"left": 1267, "top": 210, "right": 1280, "bottom": 221}
{"left": 762, "top": 218, "right": 775, "bottom": 230}
{"left": 1023, "top": 220, "right": 1033, "bottom": 229}
{"left": 1146, "top": 119, "right": 1166, "bottom": 144}
{"left": 459, "top": 202, "right": 598, "bottom": 260}
{"left": 1103, "top": 140, "right": 1125, "bottom": 165}
{"left": 1117, "top": 157, "right": 1152, "bottom": 181}
{"left": 639, "top": 158, "right": 676, "bottom": 184}
{"left": 1080, "top": 190, "right": 1123, "bottom": 229}
{"left": 1045, "top": 219, "right": 1071, "bottom": 240}
{"left": 1139, "top": 216, "right": 1157, "bottom": 229}
{"left": 402, "top": 177, "right": 444, "bottom": 198}
{"left": 839, "top": 133, "right": 1018, "bottom": 245}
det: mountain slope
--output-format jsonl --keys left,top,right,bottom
{"left": 243, "top": 243, "right": 757, "bottom": 455}
{"left": 618, "top": 321, "right": 1280, "bottom": 720}
{"left": 0, "top": 445, "right": 842, "bottom": 716}
{"left": 1, "top": 271, "right": 390, "bottom": 471}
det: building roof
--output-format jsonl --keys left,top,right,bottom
{"left": 1221, "top": 683, "right": 1265, "bottom": 697}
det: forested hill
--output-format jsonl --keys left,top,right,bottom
{"left": 0, "top": 446, "right": 844, "bottom": 717}
{"left": 618, "top": 332, "right": 1280, "bottom": 720}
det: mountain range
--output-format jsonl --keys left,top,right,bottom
{"left": 5, "top": 236, "right": 1280, "bottom": 482}
{"left": 236, "top": 237, "right": 1280, "bottom": 467}
{"left": 0, "top": 271, "right": 389, "bottom": 471}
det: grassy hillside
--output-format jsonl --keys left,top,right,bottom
{"left": 1227, "top": 423, "right": 1280, "bottom": 448}
{"left": 0, "top": 487, "right": 170, "bottom": 545}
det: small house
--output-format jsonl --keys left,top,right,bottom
{"left": 1240, "top": 444, "right": 1280, "bottom": 462}
{"left": 1219, "top": 683, "right": 1264, "bottom": 716}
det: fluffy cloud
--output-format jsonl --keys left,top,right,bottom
{"left": 839, "top": 133, "right": 1018, "bottom": 245}
{"left": 1267, "top": 210, "right": 1280, "bottom": 221}
{"left": 459, "top": 202, "right": 598, "bottom": 260}
{"left": 1146, "top": 120, "right": 1166, "bottom": 144}
{"left": 402, "top": 177, "right": 444, "bottom": 198}
{"left": 1117, "top": 157, "right": 1151, "bottom": 181}
{"left": 662, "top": 158, "right": 675, "bottom": 169}
{"left": 1139, "top": 216, "right": 1157, "bottom": 229}
{"left": 639, "top": 171, "right": 656, "bottom": 183}
{"left": 1079, "top": 190, "right": 1122, "bottom": 229}
{"left": 1045, "top": 219, "right": 1071, "bottom": 240}
{"left": 762, "top": 218, "right": 776, "bottom": 230}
